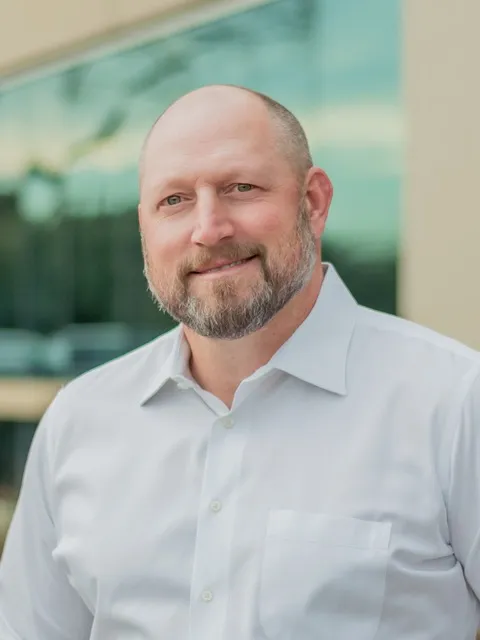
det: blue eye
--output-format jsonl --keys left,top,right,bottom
{"left": 165, "top": 194, "right": 182, "bottom": 206}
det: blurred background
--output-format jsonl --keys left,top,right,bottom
{"left": 1, "top": 0, "right": 479, "bottom": 553}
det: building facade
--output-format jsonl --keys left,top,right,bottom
{"left": 0, "top": 0, "right": 479, "bottom": 486}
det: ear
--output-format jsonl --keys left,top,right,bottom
{"left": 303, "top": 167, "right": 333, "bottom": 238}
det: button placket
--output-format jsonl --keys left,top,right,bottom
{"left": 188, "top": 412, "right": 246, "bottom": 639}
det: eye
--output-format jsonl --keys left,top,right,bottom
{"left": 236, "top": 183, "right": 254, "bottom": 192}
{"left": 163, "top": 194, "right": 182, "bottom": 206}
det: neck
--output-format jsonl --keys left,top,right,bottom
{"left": 184, "top": 261, "right": 325, "bottom": 408}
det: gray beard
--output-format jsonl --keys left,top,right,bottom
{"left": 143, "top": 207, "right": 317, "bottom": 340}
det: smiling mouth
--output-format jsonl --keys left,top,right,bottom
{"left": 192, "top": 256, "right": 256, "bottom": 275}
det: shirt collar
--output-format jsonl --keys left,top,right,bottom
{"left": 140, "top": 263, "right": 357, "bottom": 404}
{"left": 140, "top": 325, "right": 188, "bottom": 405}
{"left": 267, "top": 263, "right": 357, "bottom": 395}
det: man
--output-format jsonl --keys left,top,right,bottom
{"left": 1, "top": 85, "right": 480, "bottom": 640}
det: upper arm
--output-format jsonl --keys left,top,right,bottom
{"left": 447, "top": 365, "right": 480, "bottom": 597}
{"left": 0, "top": 394, "right": 93, "bottom": 639}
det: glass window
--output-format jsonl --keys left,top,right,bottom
{"left": 0, "top": 0, "right": 401, "bottom": 484}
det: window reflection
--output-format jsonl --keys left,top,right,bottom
{"left": 0, "top": 0, "right": 401, "bottom": 493}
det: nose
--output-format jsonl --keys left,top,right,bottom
{"left": 190, "top": 191, "right": 235, "bottom": 247}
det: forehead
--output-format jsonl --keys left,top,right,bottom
{"left": 144, "top": 140, "right": 275, "bottom": 189}
{"left": 141, "top": 99, "right": 286, "bottom": 189}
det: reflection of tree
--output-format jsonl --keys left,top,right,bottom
{"left": 0, "top": 194, "right": 21, "bottom": 327}
{"left": 297, "top": 0, "right": 316, "bottom": 35}
{"left": 192, "top": 0, "right": 316, "bottom": 44}
{"left": 13, "top": 0, "right": 320, "bottom": 226}
{"left": 58, "top": 44, "right": 196, "bottom": 168}
{"left": 126, "top": 50, "right": 190, "bottom": 94}
{"left": 53, "top": 0, "right": 318, "bottom": 169}
{"left": 69, "top": 109, "right": 127, "bottom": 162}
{"left": 0, "top": 195, "right": 178, "bottom": 333}
{"left": 60, "top": 66, "right": 86, "bottom": 103}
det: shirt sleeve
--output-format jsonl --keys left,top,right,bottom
{"left": 447, "top": 364, "right": 480, "bottom": 599}
{"left": 0, "top": 392, "right": 93, "bottom": 639}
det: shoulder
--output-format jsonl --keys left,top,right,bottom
{"left": 45, "top": 327, "right": 178, "bottom": 420}
{"left": 355, "top": 305, "right": 480, "bottom": 371}
{"left": 349, "top": 306, "right": 480, "bottom": 419}
{"left": 350, "top": 308, "right": 480, "bottom": 485}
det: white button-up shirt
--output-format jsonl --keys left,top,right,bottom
{"left": 2, "top": 264, "right": 480, "bottom": 640}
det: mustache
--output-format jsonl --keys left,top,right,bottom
{"left": 179, "top": 243, "right": 265, "bottom": 275}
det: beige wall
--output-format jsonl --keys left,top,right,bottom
{"left": 1, "top": 0, "right": 480, "bottom": 347}
{"left": 0, "top": 0, "right": 212, "bottom": 77}
{"left": 401, "top": 0, "right": 480, "bottom": 348}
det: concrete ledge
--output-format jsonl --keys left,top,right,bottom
{"left": 0, "top": 378, "right": 66, "bottom": 422}
{"left": 0, "top": 0, "right": 213, "bottom": 78}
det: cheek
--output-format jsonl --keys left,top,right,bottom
{"left": 141, "top": 222, "right": 188, "bottom": 270}
{"left": 262, "top": 214, "right": 299, "bottom": 250}
{"left": 264, "top": 217, "right": 305, "bottom": 267}
{"left": 240, "top": 206, "right": 290, "bottom": 243}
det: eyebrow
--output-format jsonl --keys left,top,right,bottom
{"left": 149, "top": 164, "right": 272, "bottom": 193}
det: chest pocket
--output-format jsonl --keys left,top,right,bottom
{"left": 258, "top": 510, "right": 391, "bottom": 640}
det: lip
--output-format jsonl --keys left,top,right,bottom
{"left": 190, "top": 256, "right": 257, "bottom": 277}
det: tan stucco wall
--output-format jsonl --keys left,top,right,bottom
{"left": 401, "top": 0, "right": 480, "bottom": 348}
{"left": 0, "top": 0, "right": 211, "bottom": 77}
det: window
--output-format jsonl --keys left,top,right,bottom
{"left": 0, "top": 0, "right": 401, "bottom": 484}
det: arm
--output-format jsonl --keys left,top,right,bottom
{"left": 447, "top": 364, "right": 480, "bottom": 599}
{"left": 0, "top": 394, "right": 93, "bottom": 639}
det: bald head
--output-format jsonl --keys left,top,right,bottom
{"left": 139, "top": 85, "right": 313, "bottom": 187}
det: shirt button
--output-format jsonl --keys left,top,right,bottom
{"left": 177, "top": 381, "right": 190, "bottom": 390}
{"left": 201, "top": 589, "right": 214, "bottom": 603}
{"left": 210, "top": 500, "right": 222, "bottom": 513}
{"left": 221, "top": 416, "right": 234, "bottom": 429}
